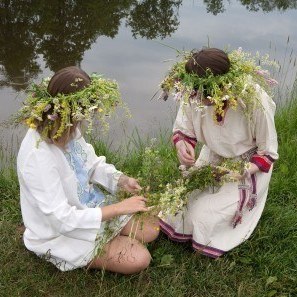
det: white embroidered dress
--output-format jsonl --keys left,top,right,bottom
{"left": 160, "top": 85, "right": 278, "bottom": 257}
{"left": 17, "top": 129, "right": 129, "bottom": 271}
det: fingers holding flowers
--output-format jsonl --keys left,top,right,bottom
{"left": 126, "top": 177, "right": 142, "bottom": 193}
{"left": 213, "top": 162, "right": 257, "bottom": 182}
{"left": 116, "top": 196, "right": 148, "bottom": 215}
{"left": 118, "top": 174, "right": 142, "bottom": 193}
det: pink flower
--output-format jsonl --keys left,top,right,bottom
{"left": 255, "top": 69, "right": 269, "bottom": 77}
{"left": 255, "top": 69, "right": 278, "bottom": 86}
{"left": 267, "top": 78, "right": 278, "bottom": 86}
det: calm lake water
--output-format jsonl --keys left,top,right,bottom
{"left": 1, "top": 0, "right": 297, "bottom": 157}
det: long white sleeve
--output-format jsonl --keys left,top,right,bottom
{"left": 77, "top": 136, "right": 122, "bottom": 194}
{"left": 252, "top": 87, "right": 279, "bottom": 160}
{"left": 173, "top": 101, "right": 197, "bottom": 138}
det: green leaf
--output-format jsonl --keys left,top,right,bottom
{"left": 266, "top": 276, "right": 278, "bottom": 287}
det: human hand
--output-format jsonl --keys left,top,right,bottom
{"left": 176, "top": 141, "right": 195, "bottom": 166}
{"left": 116, "top": 196, "right": 148, "bottom": 215}
{"left": 118, "top": 175, "right": 142, "bottom": 193}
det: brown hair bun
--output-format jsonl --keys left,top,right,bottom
{"left": 47, "top": 66, "right": 91, "bottom": 96}
{"left": 185, "top": 48, "right": 230, "bottom": 77}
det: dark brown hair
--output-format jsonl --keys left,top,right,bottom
{"left": 47, "top": 66, "right": 91, "bottom": 96}
{"left": 185, "top": 48, "right": 230, "bottom": 77}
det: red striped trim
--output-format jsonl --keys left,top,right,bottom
{"left": 265, "top": 154, "right": 276, "bottom": 162}
{"left": 160, "top": 219, "right": 225, "bottom": 258}
{"left": 172, "top": 131, "right": 197, "bottom": 148}
{"left": 160, "top": 220, "right": 192, "bottom": 242}
{"left": 250, "top": 154, "right": 275, "bottom": 173}
{"left": 192, "top": 241, "right": 225, "bottom": 258}
{"left": 247, "top": 173, "right": 257, "bottom": 210}
{"left": 251, "top": 174, "right": 257, "bottom": 195}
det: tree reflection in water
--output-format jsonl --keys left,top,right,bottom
{"left": 0, "top": 0, "right": 182, "bottom": 90}
{"left": 34, "top": 0, "right": 132, "bottom": 72}
{"left": 127, "top": 0, "right": 182, "bottom": 39}
{"left": 0, "top": 1, "right": 41, "bottom": 91}
{"left": 204, "top": 0, "right": 297, "bottom": 15}
{"left": 204, "top": 0, "right": 225, "bottom": 15}
{"left": 0, "top": 0, "right": 296, "bottom": 91}
{"left": 240, "top": 0, "right": 297, "bottom": 12}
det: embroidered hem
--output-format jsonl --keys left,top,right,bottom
{"left": 159, "top": 219, "right": 225, "bottom": 258}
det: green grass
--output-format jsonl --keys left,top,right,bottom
{"left": 1, "top": 102, "right": 297, "bottom": 297}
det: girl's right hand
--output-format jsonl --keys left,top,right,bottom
{"left": 176, "top": 141, "right": 195, "bottom": 166}
{"left": 115, "top": 196, "right": 148, "bottom": 215}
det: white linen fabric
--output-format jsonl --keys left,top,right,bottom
{"left": 160, "top": 85, "right": 278, "bottom": 257}
{"left": 17, "top": 129, "right": 125, "bottom": 271}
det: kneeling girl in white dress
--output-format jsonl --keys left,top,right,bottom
{"left": 158, "top": 48, "right": 278, "bottom": 258}
{"left": 16, "top": 66, "right": 159, "bottom": 273}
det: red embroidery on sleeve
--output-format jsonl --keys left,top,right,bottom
{"left": 250, "top": 154, "right": 276, "bottom": 173}
{"left": 172, "top": 131, "right": 197, "bottom": 148}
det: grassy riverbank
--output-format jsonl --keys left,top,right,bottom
{"left": 1, "top": 100, "right": 297, "bottom": 297}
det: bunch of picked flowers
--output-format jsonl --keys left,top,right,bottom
{"left": 119, "top": 142, "right": 249, "bottom": 218}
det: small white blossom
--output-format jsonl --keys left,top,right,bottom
{"left": 53, "top": 98, "right": 59, "bottom": 104}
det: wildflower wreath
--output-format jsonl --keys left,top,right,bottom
{"left": 159, "top": 47, "right": 279, "bottom": 121}
{"left": 14, "top": 73, "right": 124, "bottom": 139}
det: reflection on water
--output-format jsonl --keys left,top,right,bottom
{"left": 203, "top": 0, "right": 297, "bottom": 15}
{"left": 126, "top": 0, "right": 182, "bottom": 39}
{"left": 0, "top": 0, "right": 182, "bottom": 89}
{"left": 239, "top": 0, "right": 297, "bottom": 12}
{"left": 0, "top": 0, "right": 297, "bottom": 159}
{"left": 1, "top": 0, "right": 296, "bottom": 89}
{"left": 0, "top": 1, "right": 40, "bottom": 91}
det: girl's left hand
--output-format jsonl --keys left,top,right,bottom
{"left": 118, "top": 175, "right": 142, "bottom": 193}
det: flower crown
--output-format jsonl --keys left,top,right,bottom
{"left": 159, "top": 48, "right": 279, "bottom": 120}
{"left": 14, "top": 73, "right": 125, "bottom": 140}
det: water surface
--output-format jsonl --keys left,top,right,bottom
{"left": 1, "top": 0, "right": 297, "bottom": 156}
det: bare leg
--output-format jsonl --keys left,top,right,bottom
{"left": 120, "top": 216, "right": 160, "bottom": 243}
{"left": 88, "top": 235, "right": 151, "bottom": 274}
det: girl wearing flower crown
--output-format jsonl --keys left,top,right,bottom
{"left": 158, "top": 48, "right": 278, "bottom": 257}
{"left": 16, "top": 66, "right": 159, "bottom": 273}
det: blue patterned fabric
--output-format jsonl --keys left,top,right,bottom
{"left": 64, "top": 140, "right": 105, "bottom": 208}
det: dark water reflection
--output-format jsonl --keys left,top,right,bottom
{"left": 0, "top": 0, "right": 182, "bottom": 89}
{"left": 204, "top": 0, "right": 297, "bottom": 15}
{"left": 1, "top": 0, "right": 296, "bottom": 90}
{"left": 0, "top": 0, "right": 297, "bottom": 156}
